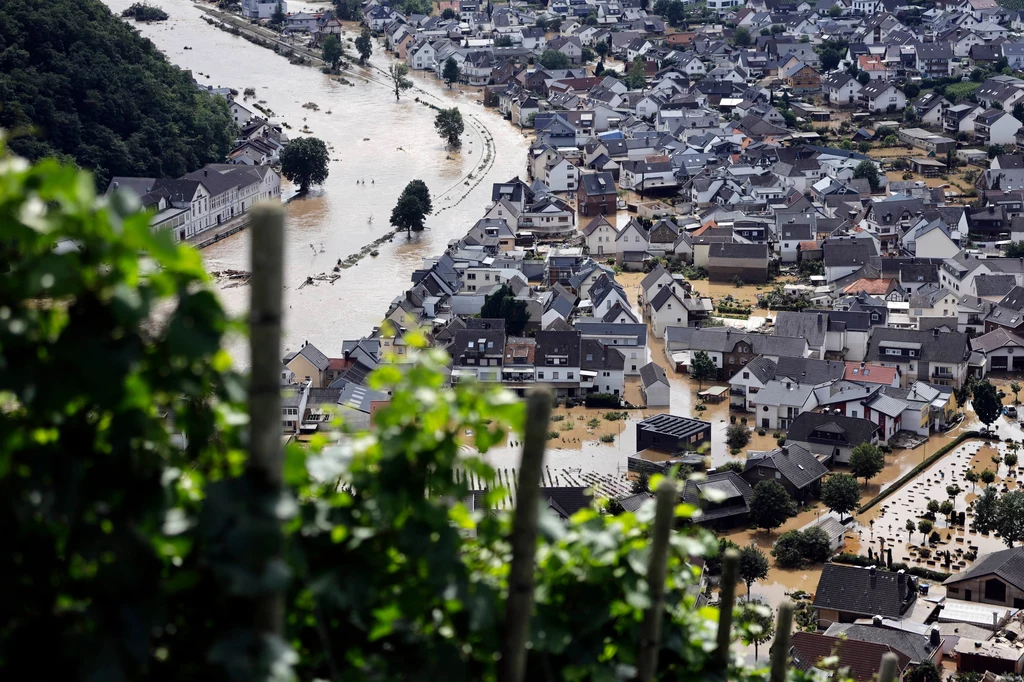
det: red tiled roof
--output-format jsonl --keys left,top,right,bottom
{"left": 843, "top": 278, "right": 896, "bottom": 295}
{"left": 843, "top": 362, "right": 898, "bottom": 385}
{"left": 790, "top": 632, "right": 910, "bottom": 682}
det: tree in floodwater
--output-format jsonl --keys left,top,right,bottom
{"left": 279, "top": 137, "right": 330, "bottom": 194}
{"left": 388, "top": 63, "right": 413, "bottom": 101}
{"left": 355, "top": 28, "right": 372, "bottom": 65}
{"left": 390, "top": 179, "right": 433, "bottom": 235}
{"left": 443, "top": 57, "right": 461, "bottom": 88}
{"left": 321, "top": 35, "right": 344, "bottom": 70}
{"left": 434, "top": 108, "right": 464, "bottom": 148}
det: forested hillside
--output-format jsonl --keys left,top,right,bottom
{"left": 0, "top": 0, "right": 234, "bottom": 186}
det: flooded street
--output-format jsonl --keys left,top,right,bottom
{"left": 103, "top": 0, "right": 531, "bottom": 359}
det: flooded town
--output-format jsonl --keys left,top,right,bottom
{"left": 58, "top": 0, "right": 1024, "bottom": 676}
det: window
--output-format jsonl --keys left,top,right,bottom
{"left": 537, "top": 371, "right": 545, "bottom": 379}
{"left": 567, "top": 372, "right": 574, "bottom": 380}
{"left": 553, "top": 371, "right": 560, "bottom": 380}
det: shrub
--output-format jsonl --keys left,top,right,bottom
{"left": 776, "top": 436, "right": 786, "bottom": 446}
{"left": 727, "top": 423, "right": 751, "bottom": 450}
{"left": 599, "top": 433, "right": 616, "bottom": 443}
{"left": 587, "top": 418, "right": 600, "bottom": 428}
{"left": 547, "top": 430, "right": 559, "bottom": 440}
{"left": 550, "top": 414, "right": 566, "bottom": 422}
{"left": 603, "top": 411, "right": 628, "bottom": 421}
{"left": 584, "top": 393, "right": 621, "bottom": 408}
{"left": 757, "top": 429, "right": 766, "bottom": 436}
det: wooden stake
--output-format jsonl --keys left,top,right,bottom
{"left": 499, "top": 388, "right": 552, "bottom": 682}
{"left": 769, "top": 601, "right": 794, "bottom": 682}
{"left": 876, "top": 652, "right": 899, "bottom": 682}
{"left": 636, "top": 481, "right": 676, "bottom": 682}
{"left": 247, "top": 204, "right": 285, "bottom": 637}
{"left": 713, "top": 549, "right": 740, "bottom": 671}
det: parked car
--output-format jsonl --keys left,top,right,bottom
{"left": 1004, "top": 406, "right": 1018, "bottom": 419}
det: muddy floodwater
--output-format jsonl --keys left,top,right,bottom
{"left": 103, "top": 0, "right": 531, "bottom": 360}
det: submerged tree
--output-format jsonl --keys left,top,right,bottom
{"left": 387, "top": 63, "right": 413, "bottom": 101}
{"left": 390, "top": 179, "right": 433, "bottom": 235}
{"left": 322, "top": 34, "right": 344, "bottom": 70}
{"left": 279, "top": 137, "right": 330, "bottom": 194}
{"left": 355, "top": 28, "right": 373, "bottom": 64}
{"left": 443, "top": 56, "right": 461, "bottom": 88}
{"left": 434, "top": 107, "right": 465, "bottom": 148}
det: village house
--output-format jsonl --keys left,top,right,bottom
{"left": 785, "top": 411, "right": 880, "bottom": 463}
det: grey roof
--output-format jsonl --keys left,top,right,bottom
{"left": 786, "top": 412, "right": 880, "bottom": 447}
{"left": 639, "top": 361, "right": 669, "bottom": 389}
{"left": 617, "top": 492, "right": 654, "bottom": 513}
{"left": 708, "top": 242, "right": 770, "bottom": 260}
{"left": 812, "top": 563, "right": 917, "bottom": 619}
{"left": 742, "top": 355, "right": 778, "bottom": 384}
{"left": 972, "top": 327, "right": 1024, "bottom": 353}
{"left": 944, "top": 547, "right": 1024, "bottom": 590}
{"left": 743, "top": 444, "right": 828, "bottom": 490}
{"left": 773, "top": 311, "right": 830, "bottom": 349}
{"left": 574, "top": 320, "right": 648, "bottom": 345}
{"left": 637, "top": 413, "right": 711, "bottom": 440}
{"left": 774, "top": 356, "right": 846, "bottom": 386}
{"left": 823, "top": 239, "right": 878, "bottom": 269}
{"left": 867, "top": 393, "right": 908, "bottom": 418}
{"left": 975, "top": 274, "right": 1017, "bottom": 298}
{"left": 681, "top": 472, "right": 754, "bottom": 523}
{"left": 641, "top": 264, "right": 672, "bottom": 293}
{"left": 337, "top": 382, "right": 390, "bottom": 413}
{"left": 865, "top": 328, "right": 970, "bottom": 365}
{"left": 649, "top": 285, "right": 683, "bottom": 312}
{"left": 753, "top": 380, "right": 816, "bottom": 408}
{"left": 581, "top": 338, "right": 625, "bottom": 372}
{"left": 535, "top": 330, "right": 582, "bottom": 367}
{"left": 664, "top": 327, "right": 807, "bottom": 358}
{"left": 823, "top": 624, "right": 935, "bottom": 664}
{"left": 295, "top": 342, "right": 330, "bottom": 371}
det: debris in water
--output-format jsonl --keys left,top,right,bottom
{"left": 370, "top": 250, "right": 379, "bottom": 257}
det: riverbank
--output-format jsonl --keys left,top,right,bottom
{"left": 102, "top": 0, "right": 532, "bottom": 356}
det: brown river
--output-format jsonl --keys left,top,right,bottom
{"left": 103, "top": 0, "right": 531, "bottom": 359}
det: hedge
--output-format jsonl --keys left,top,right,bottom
{"left": 857, "top": 431, "right": 986, "bottom": 515}
{"left": 584, "top": 393, "right": 622, "bottom": 408}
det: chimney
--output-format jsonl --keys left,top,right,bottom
{"left": 897, "top": 568, "right": 906, "bottom": 586}
{"left": 933, "top": 328, "right": 940, "bottom": 337}
{"left": 817, "top": 312, "right": 823, "bottom": 329}
{"left": 873, "top": 615, "right": 883, "bottom": 627}
{"left": 204, "top": 170, "right": 208, "bottom": 176}
{"left": 861, "top": 361, "right": 865, "bottom": 368}
{"left": 786, "top": 381, "right": 792, "bottom": 390}
{"left": 869, "top": 565, "right": 876, "bottom": 577}
{"left": 930, "top": 626, "right": 941, "bottom": 648}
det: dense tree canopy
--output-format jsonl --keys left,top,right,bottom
{"left": 279, "top": 137, "right": 330, "bottom": 194}
{"left": 820, "top": 473, "right": 860, "bottom": 521}
{"left": 435, "top": 108, "right": 465, "bottom": 148}
{"left": 849, "top": 442, "right": 885, "bottom": 484}
{"left": 539, "top": 50, "right": 570, "bottom": 70}
{"left": 749, "top": 480, "right": 796, "bottom": 533}
{"left": 0, "top": 0, "right": 235, "bottom": 188}
{"left": 972, "top": 379, "right": 1002, "bottom": 427}
{"left": 391, "top": 179, "right": 433, "bottom": 234}
{"left": 480, "top": 285, "right": 529, "bottom": 335}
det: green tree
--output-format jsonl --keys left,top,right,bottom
{"left": 706, "top": 537, "right": 742, "bottom": 576}
{"left": 627, "top": 57, "right": 647, "bottom": 89}
{"left": 434, "top": 107, "right": 465, "bottom": 148}
{"left": 771, "top": 530, "right": 805, "bottom": 568}
{"left": 939, "top": 500, "right": 955, "bottom": 525}
{"left": 737, "top": 599, "right": 774, "bottom": 660}
{"left": 387, "top": 62, "right": 413, "bottom": 100}
{"left": 815, "top": 37, "right": 848, "bottom": 72}
{"left": 997, "top": 490, "right": 1024, "bottom": 547}
{"left": 974, "top": 486, "right": 1000, "bottom": 532}
{"left": 280, "top": 137, "right": 330, "bottom": 194}
{"left": 539, "top": 49, "right": 570, "bottom": 70}
{"left": 905, "top": 660, "right": 941, "bottom": 682}
{"left": 801, "top": 527, "right": 832, "bottom": 563}
{"left": 828, "top": 3, "right": 842, "bottom": 16}
{"left": 905, "top": 518, "right": 916, "bottom": 540}
{"left": 857, "top": 70, "right": 870, "bottom": 86}
{"left": 355, "top": 28, "right": 373, "bottom": 64}
{"left": 917, "top": 519, "right": 933, "bottom": 543}
{"left": 322, "top": 34, "right": 344, "bottom": 69}
{"left": 479, "top": 284, "right": 529, "bottom": 336}
{"left": 820, "top": 473, "right": 860, "bottom": 522}
{"left": 989, "top": 144, "right": 1007, "bottom": 159}
{"left": 733, "top": 26, "right": 752, "bottom": 47}
{"left": 270, "top": 0, "right": 286, "bottom": 28}
{"left": 1012, "top": 381, "right": 1023, "bottom": 405}
{"left": 631, "top": 472, "right": 650, "bottom": 494}
{"left": 927, "top": 499, "right": 940, "bottom": 515}
{"left": 494, "top": 34, "right": 513, "bottom": 47}
{"left": 726, "top": 423, "right": 751, "bottom": 450}
{"left": 441, "top": 6, "right": 457, "bottom": 18}
{"left": 973, "top": 379, "right": 1002, "bottom": 428}
{"left": 853, "top": 160, "right": 882, "bottom": 193}
{"left": 849, "top": 442, "right": 885, "bottom": 485}
{"left": 981, "top": 468, "right": 996, "bottom": 486}
{"left": 443, "top": 57, "right": 461, "bottom": 88}
{"left": 332, "top": 0, "right": 361, "bottom": 19}
{"left": 595, "top": 41, "right": 610, "bottom": 58}
{"left": 738, "top": 544, "right": 770, "bottom": 596}
{"left": 1006, "top": 450, "right": 1019, "bottom": 470}
{"left": 690, "top": 350, "right": 716, "bottom": 389}
{"left": 1006, "top": 241, "right": 1024, "bottom": 258}
{"left": 390, "top": 179, "right": 433, "bottom": 235}
{"left": 966, "top": 468, "right": 980, "bottom": 490}
{"left": 534, "top": 16, "right": 548, "bottom": 31}
{"left": 749, "top": 480, "right": 796, "bottom": 534}
{"left": 0, "top": 0, "right": 235, "bottom": 189}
